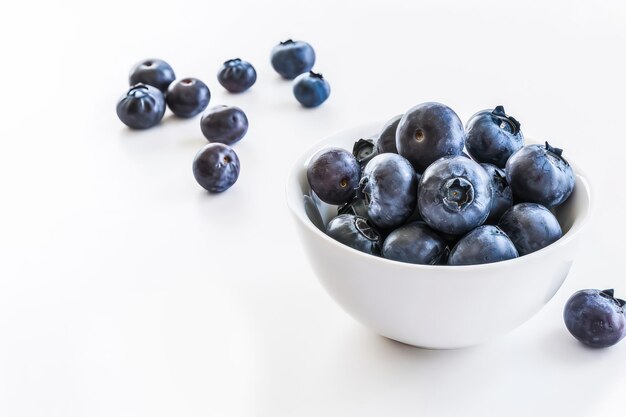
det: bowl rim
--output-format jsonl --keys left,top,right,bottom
{"left": 286, "top": 121, "right": 593, "bottom": 271}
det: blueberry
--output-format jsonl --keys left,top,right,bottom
{"left": 382, "top": 221, "right": 448, "bottom": 265}
{"left": 448, "top": 225, "right": 518, "bottom": 265}
{"left": 326, "top": 214, "right": 381, "bottom": 255}
{"left": 192, "top": 143, "right": 240, "bottom": 193}
{"left": 217, "top": 58, "right": 257, "bottom": 93}
{"left": 307, "top": 148, "right": 360, "bottom": 205}
{"left": 396, "top": 102, "right": 465, "bottom": 172}
{"left": 128, "top": 58, "right": 175, "bottom": 93}
{"left": 352, "top": 138, "right": 378, "bottom": 170}
{"left": 116, "top": 84, "right": 166, "bottom": 129}
{"left": 165, "top": 78, "right": 210, "bottom": 118}
{"left": 360, "top": 153, "right": 417, "bottom": 229}
{"left": 200, "top": 105, "right": 249, "bottom": 145}
{"left": 506, "top": 142, "right": 575, "bottom": 207}
{"left": 293, "top": 71, "right": 331, "bottom": 108}
{"left": 465, "top": 105, "right": 524, "bottom": 168}
{"left": 481, "top": 163, "right": 513, "bottom": 224}
{"left": 564, "top": 289, "right": 626, "bottom": 348}
{"left": 270, "top": 39, "right": 316, "bottom": 79}
{"left": 498, "top": 203, "right": 562, "bottom": 256}
{"left": 418, "top": 156, "right": 492, "bottom": 235}
{"left": 376, "top": 115, "right": 402, "bottom": 154}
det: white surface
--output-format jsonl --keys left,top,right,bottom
{"left": 1, "top": 0, "right": 625, "bottom": 415}
{"left": 287, "top": 125, "right": 591, "bottom": 348}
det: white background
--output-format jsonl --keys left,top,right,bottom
{"left": 1, "top": 0, "right": 625, "bottom": 415}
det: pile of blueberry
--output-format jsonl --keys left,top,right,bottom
{"left": 116, "top": 39, "right": 330, "bottom": 193}
{"left": 307, "top": 102, "right": 576, "bottom": 266}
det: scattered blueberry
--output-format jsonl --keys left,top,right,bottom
{"left": 165, "top": 78, "right": 210, "bottom": 118}
{"left": 396, "top": 102, "right": 465, "bottom": 172}
{"left": 360, "top": 153, "right": 417, "bottom": 230}
{"left": 465, "top": 106, "right": 524, "bottom": 168}
{"left": 116, "top": 84, "right": 166, "bottom": 129}
{"left": 326, "top": 214, "right": 381, "bottom": 255}
{"left": 382, "top": 221, "right": 448, "bottom": 265}
{"left": 200, "top": 105, "right": 249, "bottom": 145}
{"left": 498, "top": 203, "right": 562, "bottom": 255}
{"left": 128, "top": 58, "right": 176, "bottom": 93}
{"left": 217, "top": 58, "right": 257, "bottom": 93}
{"left": 506, "top": 142, "right": 575, "bottom": 207}
{"left": 352, "top": 138, "right": 378, "bottom": 170}
{"left": 376, "top": 115, "right": 402, "bottom": 154}
{"left": 564, "top": 289, "right": 626, "bottom": 348}
{"left": 481, "top": 163, "right": 513, "bottom": 224}
{"left": 448, "top": 225, "right": 518, "bottom": 265}
{"left": 307, "top": 148, "right": 361, "bottom": 205}
{"left": 192, "top": 143, "right": 240, "bottom": 193}
{"left": 418, "top": 156, "right": 492, "bottom": 235}
{"left": 293, "top": 71, "right": 331, "bottom": 108}
{"left": 271, "top": 39, "right": 316, "bottom": 79}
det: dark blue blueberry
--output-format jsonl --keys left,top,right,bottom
{"left": 481, "top": 163, "right": 513, "bottom": 224}
{"left": 360, "top": 153, "right": 417, "bottom": 229}
{"left": 466, "top": 106, "right": 524, "bottom": 168}
{"left": 192, "top": 143, "right": 240, "bottom": 193}
{"left": 128, "top": 58, "right": 176, "bottom": 93}
{"left": 293, "top": 71, "right": 330, "bottom": 108}
{"left": 217, "top": 58, "right": 257, "bottom": 93}
{"left": 200, "top": 105, "right": 249, "bottom": 145}
{"left": 376, "top": 115, "right": 402, "bottom": 154}
{"left": 506, "top": 142, "right": 575, "bottom": 207}
{"left": 396, "top": 102, "right": 466, "bottom": 173}
{"left": 448, "top": 225, "right": 518, "bottom": 265}
{"left": 352, "top": 138, "right": 378, "bottom": 170}
{"left": 326, "top": 214, "right": 381, "bottom": 255}
{"left": 116, "top": 84, "right": 166, "bottom": 129}
{"left": 270, "top": 39, "right": 316, "bottom": 79}
{"left": 564, "top": 289, "right": 626, "bottom": 348}
{"left": 418, "top": 156, "right": 492, "bottom": 235}
{"left": 165, "top": 78, "right": 210, "bottom": 118}
{"left": 307, "top": 148, "right": 360, "bottom": 205}
{"left": 498, "top": 203, "right": 562, "bottom": 256}
{"left": 382, "top": 221, "right": 448, "bottom": 265}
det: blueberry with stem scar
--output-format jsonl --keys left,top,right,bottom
{"left": 506, "top": 141, "right": 575, "bottom": 207}
{"left": 326, "top": 214, "right": 381, "bottom": 255}
{"left": 564, "top": 289, "right": 626, "bottom": 348}
{"left": 307, "top": 147, "right": 361, "bottom": 205}
{"left": 465, "top": 105, "right": 524, "bottom": 168}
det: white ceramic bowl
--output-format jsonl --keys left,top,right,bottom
{"left": 287, "top": 122, "right": 592, "bottom": 349}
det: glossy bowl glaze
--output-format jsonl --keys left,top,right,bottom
{"left": 286, "top": 122, "right": 592, "bottom": 349}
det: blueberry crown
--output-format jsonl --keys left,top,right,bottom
{"left": 354, "top": 216, "right": 380, "bottom": 242}
{"left": 309, "top": 71, "right": 324, "bottom": 79}
{"left": 600, "top": 289, "right": 626, "bottom": 307}
{"left": 352, "top": 138, "right": 375, "bottom": 162}
{"left": 127, "top": 83, "right": 152, "bottom": 98}
{"left": 280, "top": 39, "right": 294, "bottom": 45}
{"left": 491, "top": 105, "right": 521, "bottom": 135}
{"left": 225, "top": 58, "right": 242, "bottom": 65}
